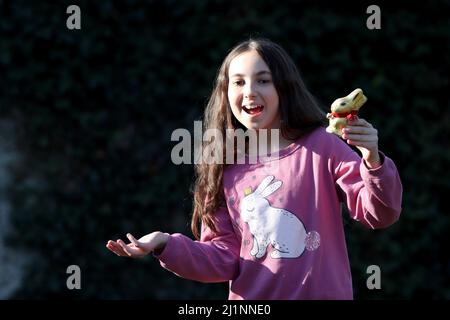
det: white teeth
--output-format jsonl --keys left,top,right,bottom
{"left": 244, "top": 105, "right": 262, "bottom": 109}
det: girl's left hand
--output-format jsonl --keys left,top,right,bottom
{"left": 341, "top": 118, "right": 381, "bottom": 169}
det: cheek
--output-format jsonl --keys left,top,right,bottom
{"left": 228, "top": 90, "right": 236, "bottom": 102}
{"left": 272, "top": 90, "right": 280, "bottom": 108}
{"left": 227, "top": 92, "right": 240, "bottom": 116}
{"left": 261, "top": 85, "right": 278, "bottom": 101}
{"left": 227, "top": 90, "right": 233, "bottom": 103}
{"left": 228, "top": 89, "right": 241, "bottom": 106}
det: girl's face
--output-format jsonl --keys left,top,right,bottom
{"left": 227, "top": 50, "right": 280, "bottom": 130}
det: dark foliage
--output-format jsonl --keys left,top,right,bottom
{"left": 1, "top": 0, "right": 449, "bottom": 299}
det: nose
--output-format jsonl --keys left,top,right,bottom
{"left": 243, "top": 81, "right": 257, "bottom": 99}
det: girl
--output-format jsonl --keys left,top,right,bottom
{"left": 106, "top": 38, "right": 402, "bottom": 300}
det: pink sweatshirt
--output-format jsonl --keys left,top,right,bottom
{"left": 155, "top": 127, "right": 402, "bottom": 299}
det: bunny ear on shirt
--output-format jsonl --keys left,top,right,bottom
{"left": 260, "top": 180, "right": 282, "bottom": 198}
{"left": 254, "top": 175, "right": 275, "bottom": 195}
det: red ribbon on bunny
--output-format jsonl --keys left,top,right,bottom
{"left": 330, "top": 110, "right": 359, "bottom": 121}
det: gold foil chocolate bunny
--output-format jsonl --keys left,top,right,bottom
{"left": 326, "top": 88, "right": 367, "bottom": 137}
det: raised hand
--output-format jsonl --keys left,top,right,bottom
{"left": 341, "top": 117, "right": 381, "bottom": 169}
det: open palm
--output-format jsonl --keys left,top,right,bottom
{"left": 106, "top": 232, "right": 164, "bottom": 258}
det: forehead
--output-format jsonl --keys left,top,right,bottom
{"left": 228, "top": 50, "right": 270, "bottom": 76}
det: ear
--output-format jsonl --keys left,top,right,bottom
{"left": 254, "top": 176, "right": 275, "bottom": 195}
{"left": 260, "top": 180, "right": 282, "bottom": 198}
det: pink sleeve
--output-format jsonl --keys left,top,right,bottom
{"left": 335, "top": 151, "right": 403, "bottom": 229}
{"left": 153, "top": 206, "right": 240, "bottom": 283}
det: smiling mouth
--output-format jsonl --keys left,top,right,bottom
{"left": 243, "top": 105, "right": 264, "bottom": 115}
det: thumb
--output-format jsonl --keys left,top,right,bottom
{"left": 127, "top": 233, "right": 141, "bottom": 247}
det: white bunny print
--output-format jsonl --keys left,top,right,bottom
{"left": 240, "top": 175, "right": 320, "bottom": 259}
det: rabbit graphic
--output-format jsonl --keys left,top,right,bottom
{"left": 240, "top": 175, "right": 320, "bottom": 259}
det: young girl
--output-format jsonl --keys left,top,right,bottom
{"left": 106, "top": 38, "right": 402, "bottom": 300}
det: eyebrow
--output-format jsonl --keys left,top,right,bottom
{"left": 229, "top": 70, "right": 272, "bottom": 78}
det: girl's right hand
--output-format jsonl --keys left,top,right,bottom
{"left": 106, "top": 231, "right": 170, "bottom": 258}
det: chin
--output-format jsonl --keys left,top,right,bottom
{"left": 243, "top": 122, "right": 265, "bottom": 130}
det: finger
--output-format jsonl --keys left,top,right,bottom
{"left": 117, "top": 239, "right": 133, "bottom": 256}
{"left": 118, "top": 240, "right": 144, "bottom": 257}
{"left": 343, "top": 126, "right": 376, "bottom": 135}
{"left": 342, "top": 133, "right": 378, "bottom": 142}
{"left": 106, "top": 240, "right": 120, "bottom": 251}
{"left": 345, "top": 140, "right": 377, "bottom": 149}
{"left": 127, "top": 233, "right": 140, "bottom": 247}
{"left": 109, "top": 247, "right": 123, "bottom": 256}
{"left": 106, "top": 241, "right": 125, "bottom": 256}
{"left": 112, "top": 239, "right": 129, "bottom": 256}
{"left": 348, "top": 118, "right": 373, "bottom": 127}
{"left": 107, "top": 240, "right": 127, "bottom": 256}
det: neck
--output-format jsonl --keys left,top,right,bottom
{"left": 246, "top": 128, "right": 292, "bottom": 157}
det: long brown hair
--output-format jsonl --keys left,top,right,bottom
{"left": 191, "top": 38, "right": 326, "bottom": 239}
